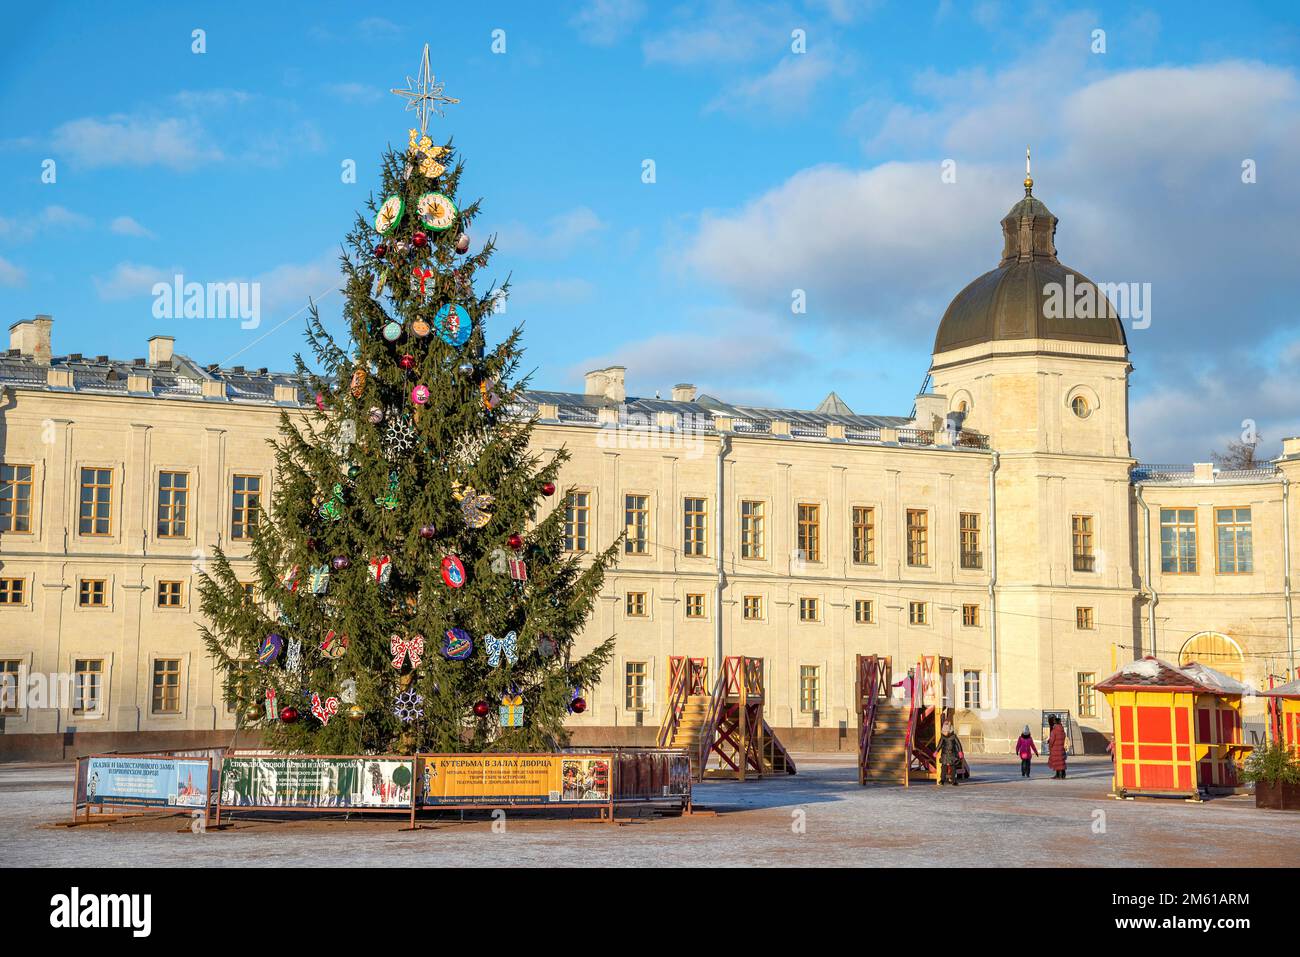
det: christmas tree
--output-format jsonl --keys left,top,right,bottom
{"left": 199, "top": 50, "right": 619, "bottom": 755}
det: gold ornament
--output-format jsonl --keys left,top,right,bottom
{"left": 407, "top": 128, "right": 448, "bottom": 179}
{"left": 347, "top": 704, "right": 365, "bottom": 721}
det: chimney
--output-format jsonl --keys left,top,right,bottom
{"left": 671, "top": 383, "right": 697, "bottom": 403}
{"left": 147, "top": 335, "right": 175, "bottom": 367}
{"left": 583, "top": 366, "right": 626, "bottom": 403}
{"left": 9, "top": 315, "right": 53, "bottom": 364}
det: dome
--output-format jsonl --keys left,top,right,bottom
{"left": 933, "top": 181, "right": 1128, "bottom": 355}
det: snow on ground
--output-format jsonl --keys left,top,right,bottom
{"left": 2, "top": 754, "right": 1297, "bottom": 867}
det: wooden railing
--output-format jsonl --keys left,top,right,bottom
{"left": 856, "top": 654, "right": 892, "bottom": 785}
{"left": 657, "top": 656, "right": 708, "bottom": 748}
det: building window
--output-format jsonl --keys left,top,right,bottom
{"left": 799, "top": 597, "right": 819, "bottom": 622}
{"left": 156, "top": 470, "right": 189, "bottom": 538}
{"left": 909, "top": 600, "right": 928, "bottom": 626}
{"left": 0, "top": 464, "right": 34, "bottom": 533}
{"left": 157, "top": 580, "right": 184, "bottom": 608}
{"left": 78, "top": 467, "right": 113, "bottom": 536}
{"left": 685, "top": 593, "right": 705, "bottom": 619}
{"left": 0, "top": 578, "right": 25, "bottom": 606}
{"left": 1215, "top": 507, "right": 1253, "bottom": 574}
{"left": 625, "top": 591, "right": 646, "bottom": 617}
{"left": 225, "top": 661, "right": 253, "bottom": 714}
{"left": 1071, "top": 395, "right": 1091, "bottom": 418}
{"left": 624, "top": 494, "right": 649, "bottom": 555}
{"left": 0, "top": 660, "right": 21, "bottom": 714}
{"left": 231, "top": 475, "right": 262, "bottom": 540}
{"left": 1077, "top": 672, "right": 1097, "bottom": 718}
{"left": 151, "top": 659, "right": 182, "bottom": 714}
{"left": 960, "top": 512, "right": 982, "bottom": 569}
{"left": 1076, "top": 606, "right": 1095, "bottom": 630}
{"left": 854, "top": 599, "right": 874, "bottom": 624}
{"left": 800, "top": 665, "right": 820, "bottom": 714}
{"left": 743, "top": 595, "right": 763, "bottom": 620}
{"left": 72, "top": 659, "right": 103, "bottom": 715}
{"left": 906, "top": 509, "right": 929, "bottom": 566}
{"left": 240, "top": 582, "right": 257, "bottom": 605}
{"left": 740, "top": 500, "right": 765, "bottom": 560}
{"left": 624, "top": 661, "right": 647, "bottom": 712}
{"left": 1071, "top": 515, "right": 1095, "bottom": 572}
{"left": 963, "top": 670, "right": 982, "bottom": 710}
{"left": 797, "top": 503, "right": 821, "bottom": 562}
{"left": 852, "top": 506, "right": 876, "bottom": 564}
{"left": 564, "top": 491, "right": 589, "bottom": 552}
{"left": 1159, "top": 508, "right": 1198, "bottom": 574}
{"left": 683, "top": 496, "right": 708, "bottom": 557}
{"left": 78, "top": 579, "right": 106, "bottom": 607}
{"left": 962, "top": 603, "right": 980, "bottom": 627}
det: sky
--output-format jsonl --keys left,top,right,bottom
{"left": 1, "top": 0, "right": 1298, "bottom": 463}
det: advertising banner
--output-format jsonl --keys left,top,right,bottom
{"left": 218, "top": 756, "right": 414, "bottom": 809}
{"left": 416, "top": 753, "right": 612, "bottom": 806}
{"left": 83, "top": 756, "right": 210, "bottom": 808}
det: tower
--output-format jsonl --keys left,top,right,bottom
{"left": 927, "top": 169, "right": 1136, "bottom": 719}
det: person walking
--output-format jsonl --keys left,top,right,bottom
{"left": 1014, "top": 725, "right": 1039, "bottom": 777}
{"left": 1047, "top": 715, "right": 1068, "bottom": 779}
{"left": 936, "top": 722, "right": 964, "bottom": 786}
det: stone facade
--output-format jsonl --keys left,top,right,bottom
{"left": 1, "top": 188, "right": 1296, "bottom": 761}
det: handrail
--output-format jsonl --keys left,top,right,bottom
{"left": 656, "top": 657, "right": 690, "bottom": 748}
{"left": 903, "top": 664, "right": 918, "bottom": 788}
{"left": 695, "top": 667, "right": 728, "bottom": 778}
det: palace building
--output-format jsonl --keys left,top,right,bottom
{"left": 1, "top": 179, "right": 1296, "bottom": 760}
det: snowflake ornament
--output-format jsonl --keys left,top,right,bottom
{"left": 383, "top": 414, "right": 417, "bottom": 460}
{"left": 393, "top": 688, "right": 425, "bottom": 724}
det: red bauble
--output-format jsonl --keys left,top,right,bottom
{"left": 374, "top": 243, "right": 388, "bottom": 258}
{"left": 472, "top": 700, "right": 490, "bottom": 718}
{"left": 279, "top": 706, "right": 300, "bottom": 723}
{"left": 419, "top": 524, "right": 436, "bottom": 539}
{"left": 507, "top": 533, "right": 524, "bottom": 551}
{"left": 412, "top": 231, "right": 428, "bottom": 247}
{"left": 541, "top": 482, "right": 556, "bottom": 497}
{"left": 570, "top": 697, "right": 587, "bottom": 714}
{"left": 398, "top": 353, "right": 415, "bottom": 370}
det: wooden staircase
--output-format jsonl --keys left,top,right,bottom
{"left": 863, "top": 700, "right": 912, "bottom": 784}
{"left": 760, "top": 720, "right": 797, "bottom": 774}
{"left": 666, "top": 694, "right": 713, "bottom": 777}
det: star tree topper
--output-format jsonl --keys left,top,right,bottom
{"left": 390, "top": 43, "right": 459, "bottom": 135}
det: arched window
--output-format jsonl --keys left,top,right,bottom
{"left": 1178, "top": 632, "right": 1245, "bottom": 681}
{"left": 1071, "top": 395, "right": 1090, "bottom": 418}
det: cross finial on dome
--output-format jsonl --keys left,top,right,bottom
{"left": 1024, "top": 145, "right": 1033, "bottom": 195}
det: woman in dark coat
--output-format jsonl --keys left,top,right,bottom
{"left": 1047, "top": 715, "right": 1068, "bottom": 779}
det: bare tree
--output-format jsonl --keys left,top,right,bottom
{"left": 1211, "top": 435, "right": 1263, "bottom": 470}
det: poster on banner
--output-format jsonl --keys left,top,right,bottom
{"left": 417, "top": 753, "right": 612, "bottom": 805}
{"left": 83, "top": 756, "right": 210, "bottom": 808}
{"left": 219, "top": 756, "right": 414, "bottom": 808}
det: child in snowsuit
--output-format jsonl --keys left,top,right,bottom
{"left": 937, "top": 722, "right": 964, "bottom": 786}
{"left": 1014, "top": 725, "right": 1039, "bottom": 777}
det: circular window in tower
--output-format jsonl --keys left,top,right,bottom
{"left": 1071, "top": 395, "right": 1091, "bottom": 419}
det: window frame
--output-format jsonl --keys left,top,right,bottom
{"left": 1071, "top": 514, "right": 1096, "bottom": 572}
{"left": 854, "top": 598, "right": 874, "bottom": 624}
{"left": 742, "top": 594, "right": 763, "bottom": 621}
{"left": 156, "top": 579, "right": 185, "bottom": 609}
{"left": 623, "top": 493, "right": 650, "bottom": 556}
{"left": 77, "top": 578, "right": 107, "bottom": 608}
{"left": 0, "top": 659, "right": 22, "bottom": 715}
{"left": 150, "top": 658, "right": 183, "bottom": 715}
{"left": 851, "top": 505, "right": 876, "bottom": 565}
{"left": 0, "top": 576, "right": 27, "bottom": 607}
{"left": 963, "top": 670, "right": 982, "bottom": 710}
{"left": 1159, "top": 507, "right": 1199, "bottom": 574}
{"left": 684, "top": 592, "right": 706, "bottom": 619}
{"left": 799, "top": 665, "right": 821, "bottom": 714}
{"left": 1076, "top": 606, "right": 1095, "bottom": 630}
{"left": 798, "top": 596, "right": 820, "bottom": 623}
{"left": 1077, "top": 672, "right": 1097, "bottom": 718}
{"left": 906, "top": 508, "right": 929, "bottom": 567}
{"left": 959, "top": 512, "right": 983, "bottom": 569}
{"left": 796, "top": 503, "right": 821, "bottom": 563}
{"left": 624, "top": 660, "right": 648, "bottom": 712}
{"left": 564, "top": 489, "right": 590, "bottom": 553}
{"left": 230, "top": 473, "right": 263, "bottom": 541}
{"left": 740, "top": 499, "right": 766, "bottom": 560}
{"left": 1214, "top": 506, "right": 1253, "bottom": 575}
{"left": 962, "top": 603, "right": 981, "bottom": 627}
{"left": 72, "top": 658, "right": 105, "bottom": 716}
{"left": 0, "top": 463, "right": 35, "bottom": 534}
{"left": 78, "top": 466, "right": 114, "bottom": 537}
{"left": 908, "top": 600, "right": 928, "bottom": 626}
{"left": 683, "top": 496, "right": 708, "bottom": 558}
{"left": 156, "top": 469, "right": 190, "bottom": 539}
{"left": 624, "top": 591, "right": 647, "bottom": 618}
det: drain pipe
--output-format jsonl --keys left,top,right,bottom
{"left": 1284, "top": 476, "right": 1294, "bottom": 678}
{"left": 715, "top": 431, "right": 730, "bottom": 672}
{"left": 1135, "top": 483, "right": 1157, "bottom": 659}
{"left": 987, "top": 451, "right": 999, "bottom": 711}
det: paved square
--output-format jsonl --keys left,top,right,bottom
{"left": 3, "top": 754, "right": 1296, "bottom": 867}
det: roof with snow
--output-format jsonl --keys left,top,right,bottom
{"left": 1260, "top": 678, "right": 1300, "bottom": 698}
{"left": 1095, "top": 657, "right": 1253, "bottom": 696}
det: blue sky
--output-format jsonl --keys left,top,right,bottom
{"left": 1, "top": 1, "right": 1298, "bottom": 461}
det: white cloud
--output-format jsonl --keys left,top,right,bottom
{"left": 0, "top": 205, "right": 93, "bottom": 242}
{"left": 109, "top": 216, "right": 154, "bottom": 238}
{"left": 643, "top": 2, "right": 791, "bottom": 66}
{"left": 707, "top": 51, "right": 839, "bottom": 115}
{"left": 0, "top": 255, "right": 26, "bottom": 287}
{"left": 51, "top": 115, "right": 221, "bottom": 169}
{"left": 494, "top": 207, "right": 608, "bottom": 259}
{"left": 570, "top": 0, "right": 646, "bottom": 45}
{"left": 93, "top": 262, "right": 179, "bottom": 301}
